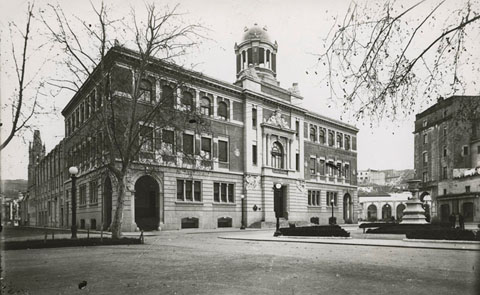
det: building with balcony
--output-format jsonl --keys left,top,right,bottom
{"left": 414, "top": 95, "right": 480, "bottom": 222}
{"left": 27, "top": 24, "right": 359, "bottom": 231}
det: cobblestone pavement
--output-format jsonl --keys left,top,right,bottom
{"left": 2, "top": 227, "right": 479, "bottom": 295}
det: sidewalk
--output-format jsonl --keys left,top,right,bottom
{"left": 218, "top": 230, "right": 480, "bottom": 251}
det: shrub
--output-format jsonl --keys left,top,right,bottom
{"left": 279, "top": 225, "right": 350, "bottom": 237}
{"left": 406, "top": 229, "right": 479, "bottom": 241}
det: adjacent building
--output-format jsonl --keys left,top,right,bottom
{"left": 27, "top": 24, "right": 359, "bottom": 231}
{"left": 414, "top": 96, "right": 480, "bottom": 222}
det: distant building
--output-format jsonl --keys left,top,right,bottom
{"left": 358, "top": 192, "right": 412, "bottom": 221}
{"left": 27, "top": 24, "right": 359, "bottom": 232}
{"left": 414, "top": 96, "right": 480, "bottom": 223}
{"left": 357, "top": 169, "right": 414, "bottom": 192}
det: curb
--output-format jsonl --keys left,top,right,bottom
{"left": 218, "top": 236, "right": 480, "bottom": 251}
{"left": 403, "top": 238, "right": 480, "bottom": 244}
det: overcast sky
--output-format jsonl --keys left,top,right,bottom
{"left": 1, "top": 0, "right": 478, "bottom": 180}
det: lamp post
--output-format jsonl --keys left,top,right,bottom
{"left": 69, "top": 166, "right": 78, "bottom": 239}
{"left": 273, "top": 183, "right": 282, "bottom": 237}
{"left": 240, "top": 194, "right": 245, "bottom": 230}
{"left": 330, "top": 198, "right": 336, "bottom": 225}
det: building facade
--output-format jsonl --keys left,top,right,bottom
{"left": 414, "top": 96, "right": 480, "bottom": 223}
{"left": 358, "top": 192, "right": 412, "bottom": 221}
{"left": 27, "top": 25, "right": 359, "bottom": 231}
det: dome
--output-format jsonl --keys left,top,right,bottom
{"left": 241, "top": 23, "right": 272, "bottom": 43}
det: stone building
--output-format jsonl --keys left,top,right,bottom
{"left": 414, "top": 95, "right": 480, "bottom": 222}
{"left": 358, "top": 192, "right": 411, "bottom": 221}
{"left": 27, "top": 24, "right": 359, "bottom": 231}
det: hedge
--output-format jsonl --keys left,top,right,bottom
{"left": 279, "top": 225, "right": 350, "bottom": 237}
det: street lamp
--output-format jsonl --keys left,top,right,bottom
{"left": 69, "top": 166, "right": 79, "bottom": 239}
{"left": 273, "top": 183, "right": 282, "bottom": 237}
{"left": 330, "top": 198, "right": 336, "bottom": 225}
{"left": 240, "top": 194, "right": 245, "bottom": 230}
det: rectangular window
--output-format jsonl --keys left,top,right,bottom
{"left": 443, "top": 189, "right": 447, "bottom": 195}
{"left": 218, "top": 140, "right": 228, "bottom": 162}
{"left": 228, "top": 184, "right": 234, "bottom": 202}
{"left": 221, "top": 183, "right": 227, "bottom": 202}
{"left": 183, "top": 133, "right": 194, "bottom": 154}
{"left": 443, "top": 126, "right": 447, "bottom": 137}
{"left": 89, "top": 180, "right": 98, "bottom": 204}
{"left": 194, "top": 181, "right": 201, "bottom": 201}
{"left": 214, "top": 182, "right": 235, "bottom": 203}
{"left": 79, "top": 184, "right": 87, "bottom": 206}
{"left": 201, "top": 137, "right": 211, "bottom": 159}
{"left": 423, "top": 134, "right": 428, "bottom": 144}
{"left": 466, "top": 186, "right": 471, "bottom": 193}
{"left": 308, "top": 190, "right": 321, "bottom": 207}
{"left": 310, "top": 157, "right": 316, "bottom": 174}
{"left": 162, "top": 130, "right": 174, "bottom": 152}
{"left": 422, "top": 172, "right": 428, "bottom": 183}
{"left": 463, "top": 146, "right": 469, "bottom": 156}
{"left": 214, "top": 183, "right": 220, "bottom": 202}
{"left": 443, "top": 147, "right": 447, "bottom": 157}
{"left": 177, "top": 179, "right": 201, "bottom": 202}
{"left": 140, "top": 125, "right": 154, "bottom": 152}
{"left": 319, "top": 160, "right": 325, "bottom": 175}
{"left": 252, "top": 108, "right": 257, "bottom": 129}
{"left": 423, "top": 152, "right": 428, "bottom": 164}
{"left": 443, "top": 166, "right": 447, "bottom": 180}
{"left": 252, "top": 145, "right": 257, "bottom": 165}
{"left": 478, "top": 146, "right": 480, "bottom": 154}
{"left": 185, "top": 180, "right": 193, "bottom": 201}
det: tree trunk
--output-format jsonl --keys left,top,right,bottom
{"left": 110, "top": 173, "right": 128, "bottom": 239}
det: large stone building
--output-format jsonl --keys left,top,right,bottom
{"left": 414, "top": 96, "right": 480, "bottom": 223}
{"left": 27, "top": 25, "right": 359, "bottom": 231}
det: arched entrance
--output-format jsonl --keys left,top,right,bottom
{"left": 134, "top": 175, "right": 159, "bottom": 231}
{"left": 103, "top": 177, "right": 112, "bottom": 231}
{"left": 440, "top": 204, "right": 450, "bottom": 222}
{"left": 382, "top": 204, "right": 392, "bottom": 221}
{"left": 367, "top": 204, "right": 377, "bottom": 221}
{"left": 396, "top": 204, "right": 406, "bottom": 221}
{"left": 463, "top": 202, "right": 474, "bottom": 222}
{"left": 343, "top": 193, "right": 353, "bottom": 222}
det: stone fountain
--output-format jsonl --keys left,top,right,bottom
{"left": 400, "top": 179, "right": 428, "bottom": 224}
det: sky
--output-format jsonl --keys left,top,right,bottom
{"left": 1, "top": 0, "right": 478, "bottom": 180}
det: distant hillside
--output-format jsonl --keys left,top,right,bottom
{"left": 1, "top": 179, "right": 28, "bottom": 198}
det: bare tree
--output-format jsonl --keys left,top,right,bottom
{"left": 1, "top": 2, "right": 43, "bottom": 150}
{"left": 315, "top": 0, "right": 480, "bottom": 122}
{"left": 43, "top": 1, "right": 207, "bottom": 238}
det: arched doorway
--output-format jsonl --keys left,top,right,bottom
{"left": 134, "top": 175, "right": 159, "bottom": 231}
{"left": 396, "top": 204, "right": 406, "bottom": 221}
{"left": 463, "top": 202, "right": 474, "bottom": 222}
{"left": 382, "top": 204, "right": 392, "bottom": 221}
{"left": 343, "top": 193, "right": 353, "bottom": 222}
{"left": 103, "top": 177, "right": 112, "bottom": 231}
{"left": 440, "top": 204, "right": 450, "bottom": 222}
{"left": 367, "top": 204, "right": 377, "bottom": 221}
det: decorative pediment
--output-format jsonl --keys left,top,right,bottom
{"left": 264, "top": 109, "right": 289, "bottom": 129}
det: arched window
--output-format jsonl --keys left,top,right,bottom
{"left": 319, "top": 129, "right": 325, "bottom": 144}
{"left": 310, "top": 126, "right": 317, "bottom": 142}
{"left": 218, "top": 101, "right": 228, "bottom": 120}
{"left": 200, "top": 97, "right": 211, "bottom": 116}
{"left": 328, "top": 130, "right": 334, "bottom": 146}
{"left": 271, "top": 141, "right": 284, "bottom": 169}
{"left": 161, "top": 85, "right": 174, "bottom": 107}
{"left": 181, "top": 91, "right": 194, "bottom": 111}
{"left": 139, "top": 79, "right": 153, "bottom": 102}
{"left": 345, "top": 135, "right": 350, "bottom": 150}
{"left": 337, "top": 134, "right": 343, "bottom": 148}
{"left": 367, "top": 204, "right": 377, "bottom": 221}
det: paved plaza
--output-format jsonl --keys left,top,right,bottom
{"left": 2, "top": 227, "right": 479, "bottom": 295}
